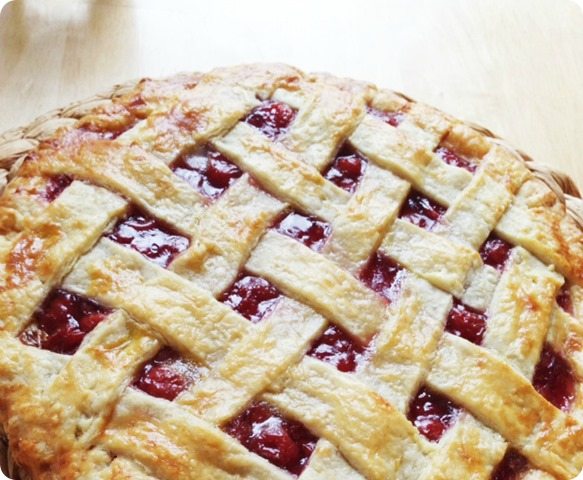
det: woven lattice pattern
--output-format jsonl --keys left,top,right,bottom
{"left": 1, "top": 64, "right": 583, "bottom": 480}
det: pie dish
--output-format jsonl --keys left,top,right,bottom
{"left": 0, "top": 63, "right": 582, "bottom": 479}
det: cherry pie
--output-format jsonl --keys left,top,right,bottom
{"left": 0, "top": 64, "right": 582, "bottom": 479}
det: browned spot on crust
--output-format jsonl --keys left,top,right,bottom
{"left": 524, "top": 293, "right": 541, "bottom": 313}
{"left": 86, "top": 265, "right": 117, "bottom": 300}
{"left": 566, "top": 335, "right": 582, "bottom": 356}
{"left": 78, "top": 103, "right": 140, "bottom": 135}
{"left": 0, "top": 208, "right": 19, "bottom": 235}
{"left": 124, "top": 93, "right": 147, "bottom": 116}
{"left": 119, "top": 73, "right": 202, "bottom": 119}
{"left": 168, "top": 105, "right": 203, "bottom": 133}
{"left": 7, "top": 238, "right": 44, "bottom": 287}
{"left": 4, "top": 222, "right": 61, "bottom": 288}
{"left": 3, "top": 396, "right": 73, "bottom": 479}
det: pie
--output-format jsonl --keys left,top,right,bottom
{"left": 0, "top": 63, "right": 582, "bottom": 480}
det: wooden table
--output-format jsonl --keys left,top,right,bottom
{"left": 1, "top": 0, "right": 582, "bottom": 186}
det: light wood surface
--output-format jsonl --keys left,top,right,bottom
{"left": 0, "top": 0, "right": 582, "bottom": 187}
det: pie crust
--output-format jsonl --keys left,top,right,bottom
{"left": 0, "top": 64, "right": 582, "bottom": 479}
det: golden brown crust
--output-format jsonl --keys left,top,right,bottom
{"left": 0, "top": 64, "right": 582, "bottom": 479}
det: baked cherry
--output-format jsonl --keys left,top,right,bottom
{"left": 492, "top": 449, "right": 529, "bottom": 480}
{"left": 220, "top": 273, "right": 281, "bottom": 323}
{"left": 19, "top": 288, "right": 110, "bottom": 355}
{"left": 41, "top": 175, "right": 73, "bottom": 202}
{"left": 399, "top": 191, "right": 446, "bottom": 230}
{"left": 445, "top": 300, "right": 487, "bottom": 345}
{"left": 275, "top": 211, "right": 331, "bottom": 251}
{"left": 360, "top": 251, "right": 405, "bottom": 304}
{"left": 244, "top": 100, "right": 296, "bottom": 139}
{"left": 308, "top": 324, "right": 368, "bottom": 372}
{"left": 223, "top": 401, "right": 318, "bottom": 476}
{"left": 532, "top": 344, "right": 576, "bottom": 411}
{"left": 324, "top": 143, "right": 367, "bottom": 193}
{"left": 367, "top": 106, "right": 405, "bottom": 127}
{"left": 172, "top": 147, "right": 242, "bottom": 199}
{"left": 133, "top": 347, "right": 201, "bottom": 401}
{"left": 407, "top": 386, "right": 461, "bottom": 442}
{"left": 556, "top": 283, "right": 573, "bottom": 315}
{"left": 107, "top": 209, "right": 190, "bottom": 268}
{"left": 479, "top": 234, "right": 513, "bottom": 271}
{"left": 435, "top": 146, "right": 477, "bottom": 173}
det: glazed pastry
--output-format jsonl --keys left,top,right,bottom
{"left": 0, "top": 64, "right": 582, "bottom": 480}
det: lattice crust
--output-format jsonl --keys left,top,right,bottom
{"left": 0, "top": 63, "right": 582, "bottom": 480}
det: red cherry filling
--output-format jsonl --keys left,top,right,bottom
{"left": 220, "top": 273, "right": 282, "bottom": 323}
{"left": 367, "top": 106, "right": 405, "bottom": 127}
{"left": 172, "top": 147, "right": 242, "bottom": 199}
{"left": 556, "top": 283, "right": 573, "bottom": 315}
{"left": 107, "top": 209, "right": 190, "bottom": 268}
{"left": 435, "top": 146, "right": 477, "bottom": 173}
{"left": 19, "top": 288, "right": 110, "bottom": 354}
{"left": 307, "top": 324, "right": 368, "bottom": 373}
{"left": 532, "top": 344, "right": 576, "bottom": 411}
{"left": 133, "top": 347, "right": 201, "bottom": 401}
{"left": 275, "top": 211, "right": 332, "bottom": 252}
{"left": 323, "top": 143, "right": 367, "bottom": 193}
{"left": 399, "top": 191, "right": 446, "bottom": 231}
{"left": 445, "top": 300, "right": 487, "bottom": 345}
{"left": 360, "top": 251, "right": 405, "bottom": 304}
{"left": 41, "top": 175, "right": 73, "bottom": 202}
{"left": 244, "top": 100, "right": 296, "bottom": 139}
{"left": 479, "top": 234, "right": 513, "bottom": 271}
{"left": 492, "top": 449, "right": 529, "bottom": 480}
{"left": 407, "top": 387, "right": 461, "bottom": 442}
{"left": 223, "top": 401, "right": 318, "bottom": 476}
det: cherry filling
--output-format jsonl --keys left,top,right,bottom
{"left": 479, "top": 234, "right": 513, "bottom": 271}
{"left": 107, "top": 209, "right": 190, "bottom": 268}
{"left": 399, "top": 191, "right": 446, "bottom": 231}
{"left": 275, "top": 211, "right": 331, "bottom": 252}
{"left": 407, "top": 386, "right": 461, "bottom": 442}
{"left": 556, "top": 283, "right": 573, "bottom": 315}
{"left": 244, "top": 100, "right": 296, "bottom": 139}
{"left": 19, "top": 288, "right": 110, "bottom": 354}
{"left": 532, "top": 344, "right": 576, "bottom": 411}
{"left": 307, "top": 324, "right": 368, "bottom": 373}
{"left": 223, "top": 401, "right": 318, "bottom": 476}
{"left": 133, "top": 347, "right": 201, "bottom": 401}
{"left": 492, "top": 449, "right": 529, "bottom": 480}
{"left": 367, "top": 106, "right": 405, "bottom": 127}
{"left": 360, "top": 251, "right": 406, "bottom": 304}
{"left": 172, "top": 146, "right": 242, "bottom": 199}
{"left": 435, "top": 146, "right": 477, "bottom": 173}
{"left": 323, "top": 143, "right": 367, "bottom": 193}
{"left": 445, "top": 300, "right": 487, "bottom": 345}
{"left": 41, "top": 175, "right": 73, "bottom": 202}
{"left": 220, "top": 273, "right": 282, "bottom": 323}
